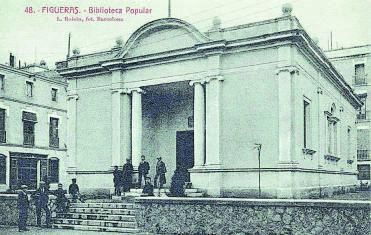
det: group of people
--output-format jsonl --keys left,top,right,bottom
{"left": 17, "top": 178, "right": 83, "bottom": 232}
{"left": 113, "top": 155, "right": 167, "bottom": 196}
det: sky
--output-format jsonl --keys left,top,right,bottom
{"left": 0, "top": 0, "right": 370, "bottom": 69}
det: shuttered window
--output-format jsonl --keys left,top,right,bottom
{"left": 0, "top": 154, "right": 6, "bottom": 184}
{"left": 48, "top": 158, "right": 59, "bottom": 183}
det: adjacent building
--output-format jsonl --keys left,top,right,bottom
{"left": 326, "top": 45, "right": 371, "bottom": 184}
{"left": 56, "top": 7, "right": 362, "bottom": 198}
{"left": 0, "top": 61, "right": 68, "bottom": 191}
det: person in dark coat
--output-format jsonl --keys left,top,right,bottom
{"left": 18, "top": 185, "right": 29, "bottom": 232}
{"left": 32, "top": 181, "right": 51, "bottom": 228}
{"left": 54, "top": 183, "right": 68, "bottom": 213}
{"left": 138, "top": 155, "right": 150, "bottom": 188}
{"left": 68, "top": 178, "right": 82, "bottom": 203}
{"left": 154, "top": 157, "right": 167, "bottom": 196}
{"left": 113, "top": 166, "right": 122, "bottom": 196}
{"left": 122, "top": 158, "right": 133, "bottom": 193}
{"left": 141, "top": 177, "right": 154, "bottom": 196}
{"left": 170, "top": 166, "right": 186, "bottom": 197}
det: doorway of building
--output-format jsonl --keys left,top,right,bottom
{"left": 176, "top": 130, "right": 194, "bottom": 182}
{"left": 9, "top": 153, "right": 47, "bottom": 189}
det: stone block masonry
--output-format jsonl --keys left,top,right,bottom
{"left": 135, "top": 197, "right": 370, "bottom": 235}
{"left": 0, "top": 194, "right": 55, "bottom": 226}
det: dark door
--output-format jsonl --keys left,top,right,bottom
{"left": 176, "top": 131, "right": 194, "bottom": 182}
{"left": 10, "top": 153, "right": 47, "bottom": 189}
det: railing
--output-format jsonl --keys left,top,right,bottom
{"left": 356, "top": 111, "right": 371, "bottom": 122}
{"left": 23, "top": 133, "right": 34, "bottom": 146}
{"left": 353, "top": 74, "right": 368, "bottom": 86}
{"left": 0, "top": 130, "right": 6, "bottom": 143}
{"left": 357, "top": 150, "right": 370, "bottom": 161}
{"left": 49, "top": 137, "right": 59, "bottom": 148}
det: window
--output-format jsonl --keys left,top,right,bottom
{"left": 0, "top": 109, "right": 6, "bottom": 143}
{"left": 355, "top": 64, "right": 366, "bottom": 85}
{"left": 357, "top": 129, "right": 370, "bottom": 161}
{"left": 22, "top": 111, "right": 37, "bottom": 146}
{"left": 0, "top": 154, "right": 6, "bottom": 184}
{"left": 0, "top": 74, "right": 4, "bottom": 90}
{"left": 49, "top": 117, "right": 59, "bottom": 148}
{"left": 26, "top": 81, "right": 33, "bottom": 97}
{"left": 357, "top": 96, "right": 367, "bottom": 120}
{"left": 326, "top": 105, "right": 338, "bottom": 155}
{"left": 48, "top": 158, "right": 59, "bottom": 183}
{"left": 358, "top": 164, "right": 370, "bottom": 180}
{"left": 303, "top": 100, "right": 311, "bottom": 148}
{"left": 347, "top": 128, "right": 352, "bottom": 160}
{"left": 51, "top": 88, "right": 57, "bottom": 101}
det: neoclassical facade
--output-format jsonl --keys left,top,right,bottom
{"left": 56, "top": 13, "right": 361, "bottom": 198}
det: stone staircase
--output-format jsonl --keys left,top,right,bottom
{"left": 124, "top": 188, "right": 205, "bottom": 197}
{"left": 52, "top": 201, "right": 139, "bottom": 233}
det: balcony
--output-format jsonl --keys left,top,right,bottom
{"left": 0, "top": 130, "right": 5, "bottom": 143}
{"left": 353, "top": 74, "right": 368, "bottom": 86}
{"left": 49, "top": 137, "right": 59, "bottom": 148}
{"left": 23, "top": 133, "right": 35, "bottom": 146}
{"left": 356, "top": 111, "right": 371, "bottom": 122}
{"left": 357, "top": 150, "right": 370, "bottom": 161}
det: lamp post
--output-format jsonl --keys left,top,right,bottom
{"left": 254, "top": 143, "right": 262, "bottom": 198}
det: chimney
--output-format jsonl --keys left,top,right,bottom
{"left": 9, "top": 53, "right": 15, "bottom": 67}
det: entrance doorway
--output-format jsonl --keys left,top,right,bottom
{"left": 176, "top": 130, "right": 194, "bottom": 182}
{"left": 10, "top": 153, "right": 47, "bottom": 189}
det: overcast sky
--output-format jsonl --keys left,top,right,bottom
{"left": 0, "top": 0, "right": 370, "bottom": 68}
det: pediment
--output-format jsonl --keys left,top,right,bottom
{"left": 117, "top": 18, "right": 210, "bottom": 58}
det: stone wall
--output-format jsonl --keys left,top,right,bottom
{"left": 0, "top": 194, "right": 56, "bottom": 226}
{"left": 135, "top": 197, "right": 370, "bottom": 235}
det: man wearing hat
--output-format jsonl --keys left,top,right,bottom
{"left": 122, "top": 158, "right": 134, "bottom": 193}
{"left": 154, "top": 157, "right": 167, "bottom": 195}
{"left": 138, "top": 155, "right": 150, "bottom": 189}
{"left": 32, "top": 181, "right": 51, "bottom": 228}
{"left": 18, "top": 185, "right": 29, "bottom": 231}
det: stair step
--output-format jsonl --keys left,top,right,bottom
{"left": 55, "top": 213, "right": 136, "bottom": 221}
{"left": 68, "top": 207, "right": 136, "bottom": 215}
{"left": 53, "top": 218, "right": 136, "bottom": 228}
{"left": 70, "top": 202, "right": 134, "bottom": 209}
{"left": 186, "top": 192, "right": 205, "bottom": 197}
{"left": 52, "top": 224, "right": 139, "bottom": 233}
{"left": 185, "top": 188, "right": 199, "bottom": 193}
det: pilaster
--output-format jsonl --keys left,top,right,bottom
{"left": 67, "top": 93, "right": 79, "bottom": 175}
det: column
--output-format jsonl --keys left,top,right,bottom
{"left": 205, "top": 76, "right": 223, "bottom": 166}
{"left": 67, "top": 94, "right": 78, "bottom": 173}
{"left": 191, "top": 81, "right": 206, "bottom": 167}
{"left": 131, "top": 88, "right": 143, "bottom": 167}
{"left": 121, "top": 91, "right": 132, "bottom": 163}
{"left": 111, "top": 89, "right": 122, "bottom": 167}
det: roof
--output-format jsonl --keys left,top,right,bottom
{"left": 325, "top": 44, "right": 371, "bottom": 59}
{"left": 0, "top": 64, "right": 66, "bottom": 85}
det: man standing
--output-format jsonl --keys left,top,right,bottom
{"left": 113, "top": 166, "right": 122, "bottom": 196}
{"left": 18, "top": 185, "right": 29, "bottom": 232}
{"left": 138, "top": 155, "right": 150, "bottom": 188}
{"left": 154, "top": 157, "right": 167, "bottom": 196}
{"left": 68, "top": 178, "right": 81, "bottom": 203}
{"left": 33, "top": 181, "right": 51, "bottom": 228}
{"left": 54, "top": 183, "right": 68, "bottom": 213}
{"left": 122, "top": 158, "right": 133, "bottom": 193}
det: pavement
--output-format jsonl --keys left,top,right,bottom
{"left": 0, "top": 226, "right": 151, "bottom": 235}
{"left": 322, "top": 190, "right": 370, "bottom": 200}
